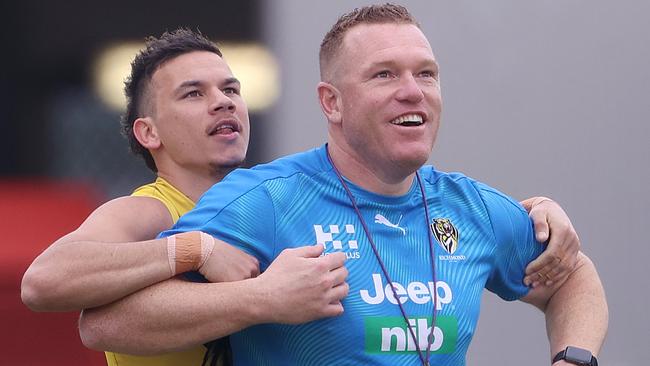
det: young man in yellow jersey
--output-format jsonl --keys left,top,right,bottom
{"left": 22, "top": 29, "right": 580, "bottom": 365}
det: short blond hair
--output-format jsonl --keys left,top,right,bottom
{"left": 319, "top": 3, "right": 420, "bottom": 81}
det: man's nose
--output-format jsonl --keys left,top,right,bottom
{"left": 209, "top": 89, "right": 236, "bottom": 113}
{"left": 395, "top": 74, "right": 425, "bottom": 103}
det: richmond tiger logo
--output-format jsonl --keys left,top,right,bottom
{"left": 431, "top": 218, "right": 459, "bottom": 254}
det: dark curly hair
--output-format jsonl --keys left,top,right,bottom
{"left": 122, "top": 28, "right": 222, "bottom": 172}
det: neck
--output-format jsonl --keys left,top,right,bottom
{"left": 327, "top": 139, "right": 415, "bottom": 196}
{"left": 157, "top": 165, "right": 229, "bottom": 203}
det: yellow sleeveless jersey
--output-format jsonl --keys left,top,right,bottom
{"left": 105, "top": 177, "right": 206, "bottom": 366}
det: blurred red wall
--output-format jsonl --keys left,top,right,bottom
{"left": 0, "top": 180, "right": 105, "bottom": 365}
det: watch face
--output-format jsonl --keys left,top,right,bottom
{"left": 565, "top": 346, "right": 593, "bottom": 364}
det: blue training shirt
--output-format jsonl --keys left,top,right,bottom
{"left": 161, "top": 145, "right": 543, "bottom": 366}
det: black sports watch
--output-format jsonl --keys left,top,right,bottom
{"left": 553, "top": 346, "right": 598, "bottom": 366}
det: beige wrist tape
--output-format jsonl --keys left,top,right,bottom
{"left": 167, "top": 231, "right": 216, "bottom": 275}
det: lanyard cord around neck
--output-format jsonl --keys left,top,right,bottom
{"left": 326, "top": 149, "right": 438, "bottom": 366}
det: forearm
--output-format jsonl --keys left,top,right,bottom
{"left": 540, "top": 253, "right": 608, "bottom": 358}
{"left": 22, "top": 238, "right": 171, "bottom": 312}
{"left": 79, "top": 277, "right": 265, "bottom": 355}
{"left": 79, "top": 245, "right": 350, "bottom": 355}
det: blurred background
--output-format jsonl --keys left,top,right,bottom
{"left": 2, "top": 0, "right": 647, "bottom": 365}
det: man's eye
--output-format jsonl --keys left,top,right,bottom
{"left": 419, "top": 70, "right": 437, "bottom": 79}
{"left": 223, "top": 87, "right": 240, "bottom": 95}
{"left": 185, "top": 90, "right": 202, "bottom": 98}
{"left": 375, "top": 71, "right": 391, "bottom": 79}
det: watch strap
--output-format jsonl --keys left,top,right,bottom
{"left": 553, "top": 347, "right": 598, "bottom": 366}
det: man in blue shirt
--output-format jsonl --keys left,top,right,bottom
{"left": 76, "top": 5, "right": 607, "bottom": 365}
{"left": 154, "top": 4, "right": 607, "bottom": 365}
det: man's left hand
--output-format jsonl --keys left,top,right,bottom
{"left": 520, "top": 197, "right": 580, "bottom": 287}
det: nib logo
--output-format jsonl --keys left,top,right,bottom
{"left": 364, "top": 316, "right": 457, "bottom": 354}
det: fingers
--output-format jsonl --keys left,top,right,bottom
{"left": 324, "top": 283, "right": 350, "bottom": 317}
{"left": 236, "top": 249, "right": 260, "bottom": 274}
{"left": 543, "top": 263, "right": 564, "bottom": 284}
{"left": 289, "top": 244, "right": 325, "bottom": 258}
{"left": 200, "top": 240, "right": 261, "bottom": 282}
{"left": 530, "top": 211, "right": 550, "bottom": 243}
{"left": 525, "top": 259, "right": 561, "bottom": 287}
{"left": 321, "top": 251, "right": 347, "bottom": 270}
{"left": 525, "top": 236, "right": 566, "bottom": 285}
{"left": 544, "top": 234, "right": 569, "bottom": 283}
{"left": 527, "top": 250, "right": 580, "bottom": 288}
{"left": 535, "top": 226, "right": 578, "bottom": 286}
{"left": 525, "top": 252, "right": 565, "bottom": 286}
{"left": 329, "top": 265, "right": 348, "bottom": 286}
{"left": 526, "top": 197, "right": 555, "bottom": 243}
{"left": 329, "top": 281, "right": 350, "bottom": 303}
{"left": 525, "top": 236, "right": 580, "bottom": 288}
{"left": 299, "top": 245, "right": 347, "bottom": 269}
{"left": 265, "top": 245, "right": 349, "bottom": 323}
{"left": 283, "top": 245, "right": 346, "bottom": 271}
{"left": 553, "top": 240, "right": 578, "bottom": 280}
{"left": 323, "top": 302, "right": 345, "bottom": 317}
{"left": 248, "top": 257, "right": 261, "bottom": 277}
{"left": 228, "top": 249, "right": 260, "bottom": 278}
{"left": 525, "top": 251, "right": 554, "bottom": 275}
{"left": 525, "top": 197, "right": 582, "bottom": 288}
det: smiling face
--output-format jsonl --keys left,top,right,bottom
{"left": 324, "top": 23, "right": 442, "bottom": 182}
{"left": 145, "top": 51, "right": 250, "bottom": 176}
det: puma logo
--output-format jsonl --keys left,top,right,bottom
{"left": 374, "top": 214, "right": 406, "bottom": 235}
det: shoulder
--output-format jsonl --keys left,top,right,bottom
{"left": 100, "top": 196, "right": 173, "bottom": 229}
{"left": 227, "top": 146, "right": 327, "bottom": 184}
{"left": 420, "top": 166, "right": 525, "bottom": 215}
{"left": 419, "top": 166, "right": 530, "bottom": 243}
{"left": 199, "top": 147, "right": 329, "bottom": 206}
{"left": 70, "top": 195, "right": 173, "bottom": 242}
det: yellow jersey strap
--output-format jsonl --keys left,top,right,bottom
{"left": 131, "top": 177, "right": 195, "bottom": 222}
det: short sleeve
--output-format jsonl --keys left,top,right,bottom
{"left": 159, "top": 175, "right": 277, "bottom": 270}
{"left": 477, "top": 183, "right": 544, "bottom": 300}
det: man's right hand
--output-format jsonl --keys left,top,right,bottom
{"left": 198, "top": 237, "right": 260, "bottom": 282}
{"left": 256, "top": 244, "right": 349, "bottom": 324}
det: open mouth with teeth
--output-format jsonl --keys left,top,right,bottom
{"left": 389, "top": 114, "right": 424, "bottom": 127}
{"left": 209, "top": 122, "right": 239, "bottom": 136}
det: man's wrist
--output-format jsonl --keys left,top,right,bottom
{"left": 240, "top": 277, "right": 273, "bottom": 325}
{"left": 167, "top": 231, "right": 215, "bottom": 275}
{"left": 553, "top": 361, "right": 573, "bottom": 366}
{"left": 553, "top": 346, "right": 598, "bottom": 366}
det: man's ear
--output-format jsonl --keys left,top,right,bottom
{"left": 132, "top": 117, "right": 161, "bottom": 150}
{"left": 317, "top": 82, "right": 342, "bottom": 125}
